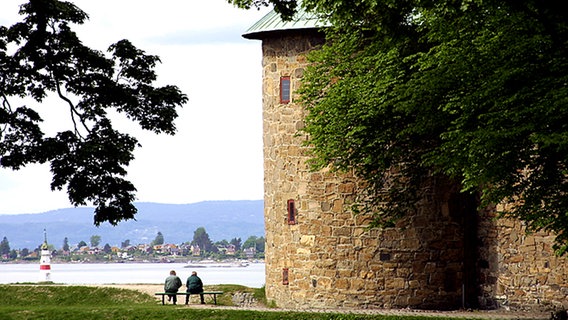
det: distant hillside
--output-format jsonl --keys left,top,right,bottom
{"left": 0, "top": 200, "right": 264, "bottom": 250}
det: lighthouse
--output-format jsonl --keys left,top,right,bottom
{"left": 39, "top": 229, "right": 52, "bottom": 282}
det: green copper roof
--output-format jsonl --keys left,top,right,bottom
{"left": 242, "top": 6, "right": 329, "bottom": 39}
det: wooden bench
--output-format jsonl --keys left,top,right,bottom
{"left": 154, "top": 291, "right": 224, "bottom": 305}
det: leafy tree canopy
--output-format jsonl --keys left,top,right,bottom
{"left": 229, "top": 0, "right": 297, "bottom": 20}
{"left": 120, "top": 239, "right": 130, "bottom": 249}
{"left": 90, "top": 235, "right": 101, "bottom": 247}
{"left": 62, "top": 237, "right": 69, "bottom": 251}
{"left": 242, "top": 235, "right": 265, "bottom": 252}
{"left": 0, "top": 0, "right": 187, "bottom": 225}
{"left": 151, "top": 231, "right": 164, "bottom": 246}
{"left": 192, "top": 227, "right": 216, "bottom": 253}
{"left": 230, "top": 237, "right": 242, "bottom": 251}
{"left": 0, "top": 236, "right": 10, "bottom": 255}
{"left": 231, "top": 0, "right": 568, "bottom": 253}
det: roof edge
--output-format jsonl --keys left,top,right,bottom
{"left": 242, "top": 6, "right": 329, "bottom": 40}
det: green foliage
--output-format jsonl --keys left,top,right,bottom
{"left": 62, "top": 237, "right": 70, "bottom": 251}
{"left": 192, "top": 227, "right": 216, "bottom": 253}
{"left": 233, "top": 0, "right": 568, "bottom": 253}
{"left": 0, "top": 237, "right": 10, "bottom": 256}
{"left": 151, "top": 231, "right": 165, "bottom": 246}
{"left": 0, "top": 284, "right": 443, "bottom": 319}
{"left": 121, "top": 239, "right": 131, "bottom": 248}
{"left": 228, "top": 0, "right": 297, "bottom": 20}
{"left": 253, "top": 284, "right": 271, "bottom": 307}
{"left": 0, "top": 0, "right": 187, "bottom": 226}
{"left": 0, "top": 285, "right": 155, "bottom": 306}
{"left": 90, "top": 235, "right": 101, "bottom": 247}
{"left": 243, "top": 235, "right": 265, "bottom": 253}
{"left": 230, "top": 237, "right": 242, "bottom": 251}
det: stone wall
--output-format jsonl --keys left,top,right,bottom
{"left": 232, "top": 292, "right": 261, "bottom": 307}
{"left": 261, "top": 32, "right": 475, "bottom": 310}
{"left": 478, "top": 208, "right": 568, "bottom": 311}
{"left": 258, "top": 30, "right": 568, "bottom": 312}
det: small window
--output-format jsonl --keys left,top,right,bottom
{"left": 287, "top": 199, "right": 296, "bottom": 225}
{"left": 280, "top": 76, "right": 291, "bottom": 104}
{"left": 282, "top": 268, "right": 289, "bottom": 285}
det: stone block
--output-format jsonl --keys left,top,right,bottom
{"left": 507, "top": 255, "right": 524, "bottom": 263}
{"left": 334, "top": 278, "right": 350, "bottom": 290}
{"left": 346, "top": 280, "right": 365, "bottom": 293}
{"left": 424, "top": 262, "right": 437, "bottom": 273}
{"left": 299, "top": 235, "right": 315, "bottom": 246}
{"left": 338, "top": 182, "right": 355, "bottom": 194}
{"left": 397, "top": 267, "right": 412, "bottom": 278}
{"left": 332, "top": 227, "right": 352, "bottom": 237}
{"left": 332, "top": 199, "right": 344, "bottom": 213}
{"left": 386, "top": 277, "right": 406, "bottom": 289}
{"left": 401, "top": 238, "right": 421, "bottom": 250}
{"left": 337, "top": 269, "right": 354, "bottom": 278}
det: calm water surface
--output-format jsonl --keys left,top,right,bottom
{"left": 0, "top": 262, "right": 266, "bottom": 288}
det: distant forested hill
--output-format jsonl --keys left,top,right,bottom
{"left": 0, "top": 200, "right": 264, "bottom": 250}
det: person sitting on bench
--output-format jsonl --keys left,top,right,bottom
{"left": 185, "top": 271, "right": 205, "bottom": 304}
{"left": 164, "top": 270, "right": 182, "bottom": 305}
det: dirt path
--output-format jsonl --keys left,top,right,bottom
{"left": 94, "top": 284, "right": 550, "bottom": 319}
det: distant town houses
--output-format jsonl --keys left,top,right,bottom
{"left": 243, "top": 247, "right": 256, "bottom": 259}
{"left": 1, "top": 240, "right": 264, "bottom": 263}
{"left": 222, "top": 244, "right": 237, "bottom": 256}
{"left": 190, "top": 244, "right": 201, "bottom": 256}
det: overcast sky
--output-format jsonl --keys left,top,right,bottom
{"left": 0, "top": 0, "right": 271, "bottom": 214}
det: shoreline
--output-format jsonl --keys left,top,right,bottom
{"left": 2, "top": 258, "right": 261, "bottom": 265}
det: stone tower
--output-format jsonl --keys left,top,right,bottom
{"left": 243, "top": 7, "right": 568, "bottom": 311}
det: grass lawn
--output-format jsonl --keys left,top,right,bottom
{"left": 0, "top": 284, "right": 477, "bottom": 320}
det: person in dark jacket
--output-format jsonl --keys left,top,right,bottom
{"left": 185, "top": 271, "right": 205, "bottom": 304}
{"left": 164, "top": 270, "right": 182, "bottom": 304}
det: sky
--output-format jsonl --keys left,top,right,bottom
{"left": 0, "top": 0, "right": 271, "bottom": 214}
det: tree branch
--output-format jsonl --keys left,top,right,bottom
{"left": 54, "top": 78, "right": 90, "bottom": 139}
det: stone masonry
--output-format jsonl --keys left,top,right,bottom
{"left": 478, "top": 208, "right": 568, "bottom": 311}
{"left": 254, "top": 30, "right": 568, "bottom": 311}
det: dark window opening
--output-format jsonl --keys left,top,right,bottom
{"left": 287, "top": 199, "right": 296, "bottom": 225}
{"left": 282, "top": 268, "right": 289, "bottom": 285}
{"left": 379, "top": 253, "right": 391, "bottom": 261}
{"left": 280, "top": 76, "right": 291, "bottom": 104}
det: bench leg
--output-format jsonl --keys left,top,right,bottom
{"left": 161, "top": 295, "right": 165, "bottom": 305}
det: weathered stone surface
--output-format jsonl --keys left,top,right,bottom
{"left": 255, "top": 29, "right": 568, "bottom": 312}
{"left": 231, "top": 292, "right": 261, "bottom": 308}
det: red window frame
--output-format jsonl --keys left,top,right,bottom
{"left": 287, "top": 199, "right": 296, "bottom": 225}
{"left": 282, "top": 268, "right": 289, "bottom": 285}
{"left": 280, "top": 76, "right": 291, "bottom": 104}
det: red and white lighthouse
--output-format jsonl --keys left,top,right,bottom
{"left": 39, "top": 229, "right": 51, "bottom": 282}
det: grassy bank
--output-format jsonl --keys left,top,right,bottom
{"left": 0, "top": 284, "right": 472, "bottom": 320}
